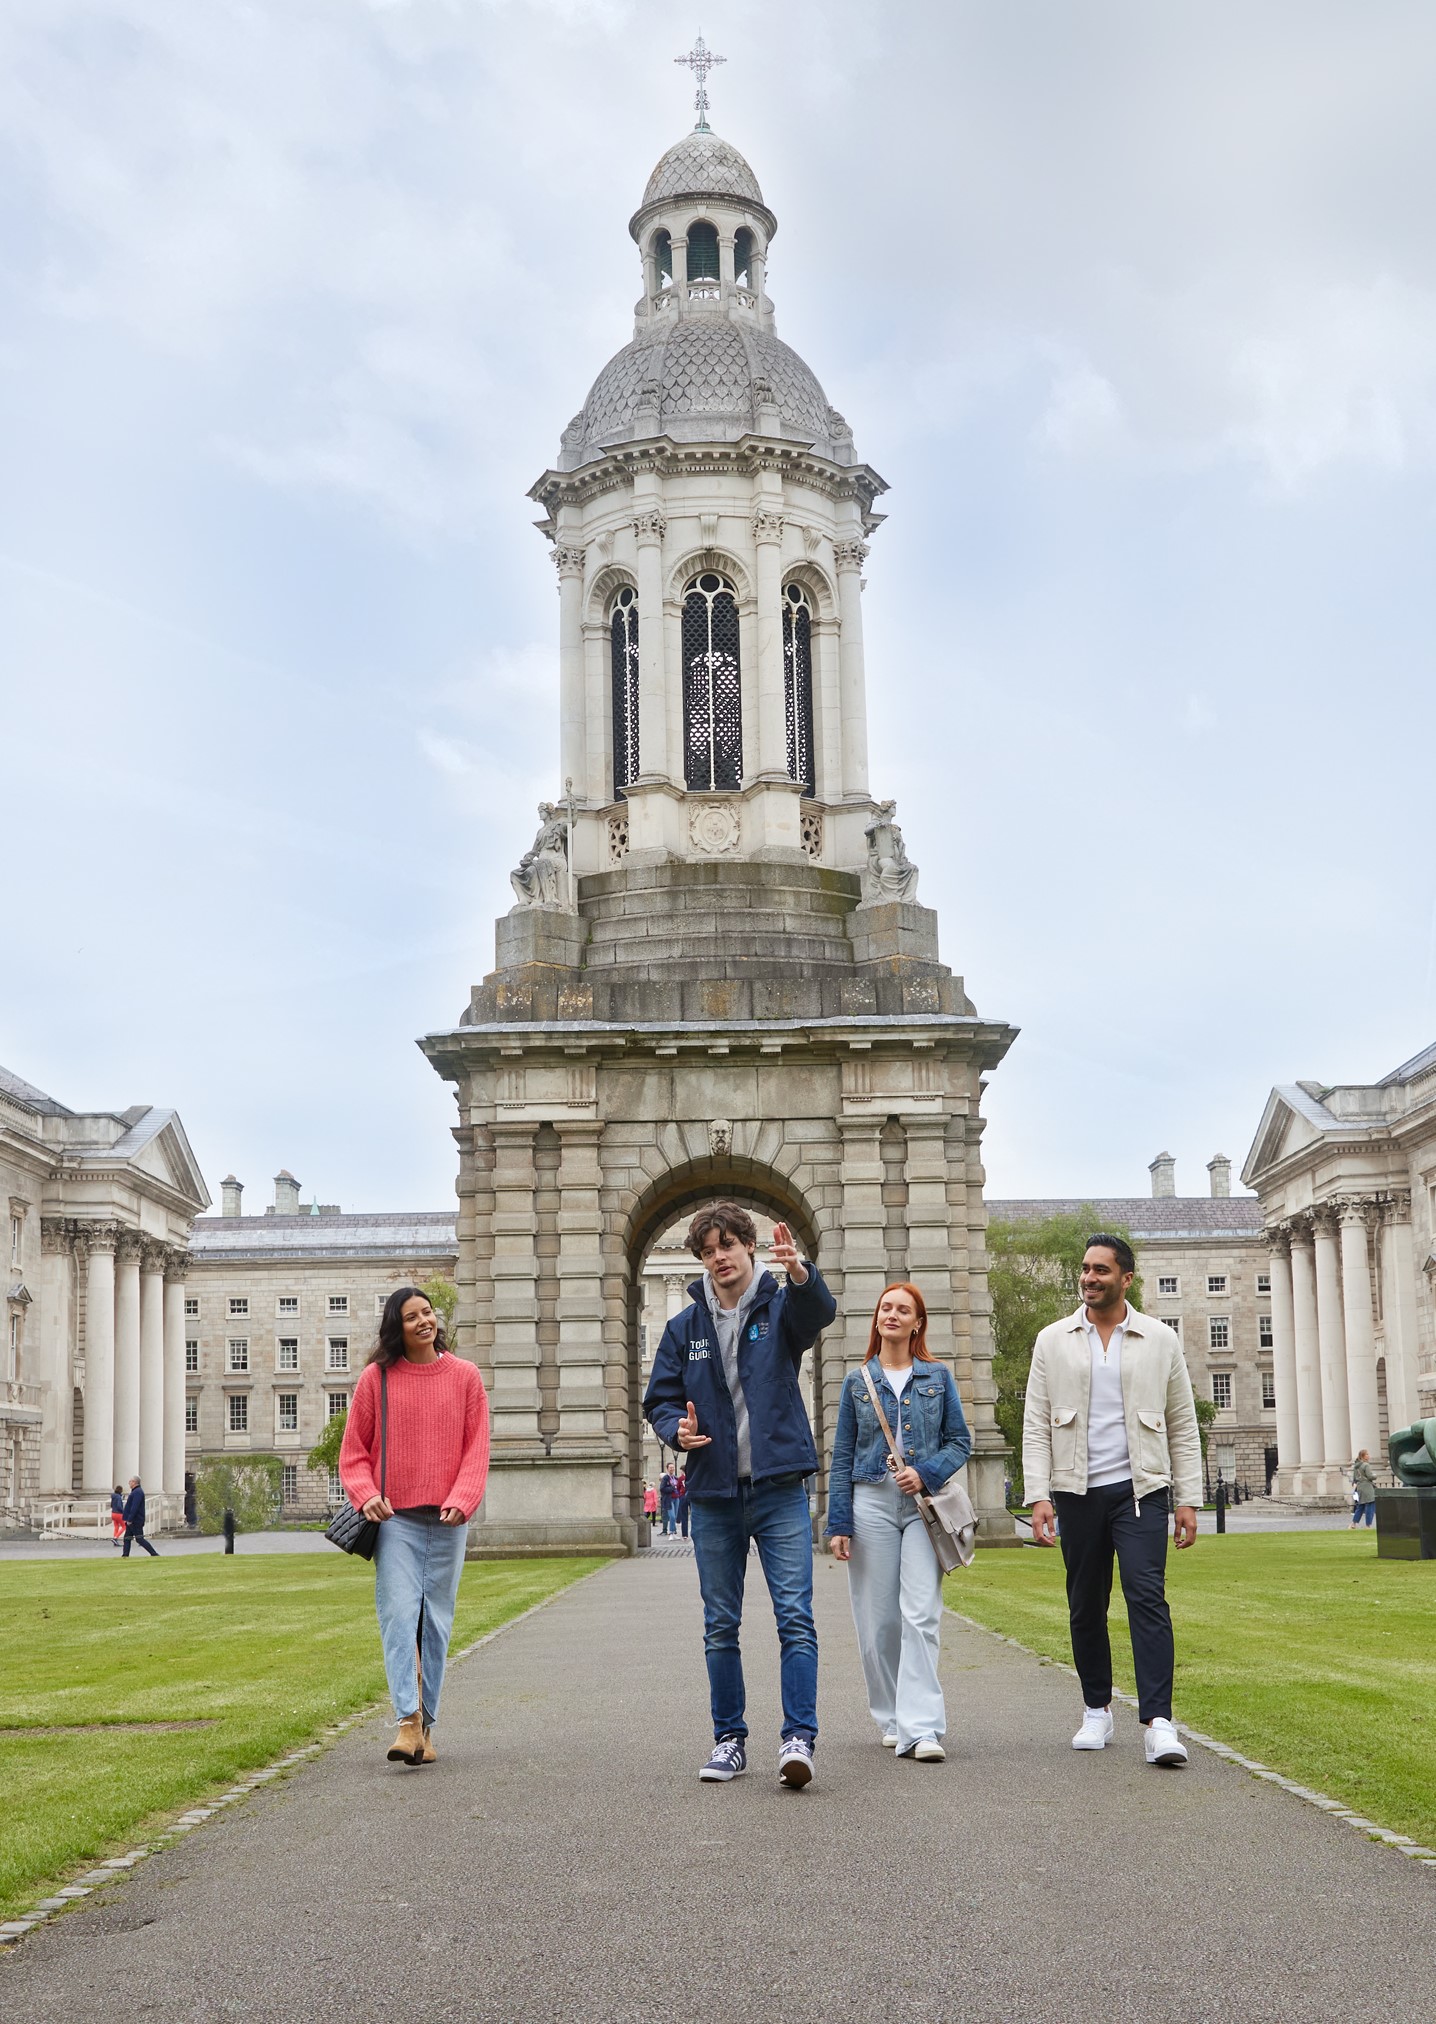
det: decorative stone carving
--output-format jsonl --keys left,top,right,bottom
{"left": 607, "top": 812, "right": 630, "bottom": 865}
{"left": 551, "top": 545, "right": 586, "bottom": 578}
{"left": 510, "top": 803, "right": 571, "bottom": 910}
{"left": 117, "top": 1227, "right": 145, "bottom": 1264}
{"left": 751, "top": 507, "right": 784, "bottom": 544}
{"left": 689, "top": 801, "right": 741, "bottom": 855}
{"left": 800, "top": 809, "right": 823, "bottom": 860}
{"left": 708, "top": 1119, "right": 733, "bottom": 1159}
{"left": 632, "top": 510, "right": 667, "bottom": 545}
{"left": 860, "top": 801, "right": 918, "bottom": 904}
{"left": 164, "top": 1247, "right": 191, "bottom": 1282}
{"left": 801, "top": 525, "right": 822, "bottom": 556}
{"left": 40, "top": 1218, "right": 71, "bottom": 1256}
{"left": 595, "top": 530, "right": 615, "bottom": 562}
{"left": 833, "top": 538, "right": 869, "bottom": 571}
{"left": 79, "top": 1221, "right": 120, "bottom": 1256}
{"left": 826, "top": 406, "right": 854, "bottom": 444}
{"left": 699, "top": 512, "right": 719, "bottom": 545}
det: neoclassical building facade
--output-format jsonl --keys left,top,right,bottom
{"left": 0, "top": 1063, "right": 208, "bottom": 1524}
{"left": 421, "top": 96, "right": 1017, "bottom": 1555}
{"left": 1243, "top": 1042, "right": 1436, "bottom": 1500}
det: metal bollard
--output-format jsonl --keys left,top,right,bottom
{"left": 1215, "top": 1477, "right": 1227, "bottom": 1535}
{"left": 223, "top": 1508, "right": 236, "bottom": 1555}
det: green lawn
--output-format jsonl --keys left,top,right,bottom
{"left": 952, "top": 1531, "right": 1436, "bottom": 1844}
{"left": 0, "top": 1553, "right": 594, "bottom": 1920}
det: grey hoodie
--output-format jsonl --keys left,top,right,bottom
{"left": 704, "top": 1269, "right": 764, "bottom": 1480}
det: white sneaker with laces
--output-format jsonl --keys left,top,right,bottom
{"left": 913, "top": 1736, "right": 946, "bottom": 1762}
{"left": 880, "top": 1728, "right": 898, "bottom": 1749}
{"left": 1144, "top": 1717, "right": 1188, "bottom": 1767}
{"left": 1072, "top": 1706, "right": 1114, "bottom": 1751}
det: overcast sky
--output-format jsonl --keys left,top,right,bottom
{"left": 4, "top": 0, "right": 1434, "bottom": 1217}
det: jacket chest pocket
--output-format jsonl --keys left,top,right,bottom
{"left": 1135, "top": 1409, "right": 1168, "bottom": 1475}
{"left": 1051, "top": 1408, "right": 1079, "bottom": 1473}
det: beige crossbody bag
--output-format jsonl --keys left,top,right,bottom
{"left": 859, "top": 1362, "right": 978, "bottom": 1573}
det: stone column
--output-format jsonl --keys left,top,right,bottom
{"left": 554, "top": 1123, "right": 608, "bottom": 1445}
{"left": 1382, "top": 1193, "right": 1421, "bottom": 1430}
{"left": 1266, "top": 1228, "right": 1300, "bottom": 1471}
{"left": 1288, "top": 1219, "right": 1324, "bottom": 1468}
{"left": 837, "top": 1119, "right": 888, "bottom": 1371}
{"left": 112, "top": 1230, "right": 143, "bottom": 1486}
{"left": 81, "top": 1225, "right": 118, "bottom": 1495}
{"left": 1338, "top": 1201, "right": 1381, "bottom": 1460}
{"left": 553, "top": 545, "right": 586, "bottom": 798}
{"left": 138, "top": 1242, "right": 166, "bottom": 1492}
{"left": 38, "top": 1219, "right": 74, "bottom": 1497}
{"left": 633, "top": 511, "right": 669, "bottom": 782}
{"left": 163, "top": 1253, "right": 188, "bottom": 1498}
{"left": 833, "top": 539, "right": 871, "bottom": 799}
{"left": 1312, "top": 1208, "right": 1352, "bottom": 1466}
{"left": 487, "top": 1124, "right": 544, "bottom": 1444}
{"left": 751, "top": 507, "right": 788, "bottom": 781}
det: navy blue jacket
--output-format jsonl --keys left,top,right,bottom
{"left": 643, "top": 1266, "right": 837, "bottom": 1501}
{"left": 123, "top": 1484, "right": 146, "bottom": 1529}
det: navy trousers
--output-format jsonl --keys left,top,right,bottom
{"left": 1053, "top": 1480, "right": 1174, "bottom": 1722}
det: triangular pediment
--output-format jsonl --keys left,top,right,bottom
{"left": 1242, "top": 1087, "right": 1328, "bottom": 1189}
{"left": 120, "top": 1110, "right": 212, "bottom": 1214}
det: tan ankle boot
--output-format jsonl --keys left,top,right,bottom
{"left": 387, "top": 1713, "right": 425, "bottom": 1765}
{"left": 420, "top": 1726, "right": 436, "bottom": 1764}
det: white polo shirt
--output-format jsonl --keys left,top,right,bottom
{"left": 1081, "top": 1303, "right": 1133, "bottom": 1488}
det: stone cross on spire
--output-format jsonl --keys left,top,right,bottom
{"left": 675, "top": 33, "right": 725, "bottom": 131}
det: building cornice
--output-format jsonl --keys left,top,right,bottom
{"left": 528, "top": 437, "right": 889, "bottom": 528}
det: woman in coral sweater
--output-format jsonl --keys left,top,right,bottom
{"left": 339, "top": 1286, "right": 490, "bottom": 1768}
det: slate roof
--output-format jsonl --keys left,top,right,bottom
{"left": 1379, "top": 1039, "right": 1436, "bottom": 1087}
{"left": 640, "top": 130, "right": 765, "bottom": 210}
{"left": 190, "top": 1212, "right": 457, "bottom": 1263}
{"left": 986, "top": 1197, "right": 1266, "bottom": 1242}
{"left": 0, "top": 1065, "right": 73, "bottom": 1117}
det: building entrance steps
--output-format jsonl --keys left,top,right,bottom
{"left": 7, "top": 1556, "right": 1436, "bottom": 2021}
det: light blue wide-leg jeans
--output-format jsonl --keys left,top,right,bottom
{"left": 848, "top": 1478, "right": 946, "bottom": 1753}
{"left": 373, "top": 1514, "right": 467, "bottom": 1726}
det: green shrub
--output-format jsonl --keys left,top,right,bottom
{"left": 193, "top": 1456, "right": 283, "bottom": 1535}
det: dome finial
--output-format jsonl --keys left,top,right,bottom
{"left": 675, "top": 32, "right": 725, "bottom": 132}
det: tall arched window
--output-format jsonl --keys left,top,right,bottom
{"left": 782, "top": 582, "right": 815, "bottom": 797}
{"left": 652, "top": 229, "right": 672, "bottom": 286}
{"left": 734, "top": 227, "right": 755, "bottom": 287}
{"left": 682, "top": 573, "right": 742, "bottom": 792}
{"left": 610, "top": 586, "right": 640, "bottom": 799}
{"left": 686, "top": 220, "right": 719, "bottom": 281}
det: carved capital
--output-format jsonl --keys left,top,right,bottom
{"left": 833, "top": 538, "right": 869, "bottom": 572}
{"left": 551, "top": 544, "right": 586, "bottom": 579}
{"left": 78, "top": 1220, "right": 120, "bottom": 1258}
{"left": 164, "top": 1246, "right": 191, "bottom": 1283}
{"left": 1385, "top": 1189, "right": 1413, "bottom": 1224}
{"left": 140, "top": 1235, "right": 169, "bottom": 1275}
{"left": 116, "top": 1227, "right": 145, "bottom": 1265}
{"left": 1265, "top": 1225, "right": 1291, "bottom": 1260}
{"left": 1311, "top": 1204, "right": 1341, "bottom": 1240}
{"left": 40, "top": 1217, "right": 72, "bottom": 1257}
{"left": 1286, "top": 1211, "right": 1315, "bottom": 1250}
{"left": 751, "top": 508, "right": 784, "bottom": 545}
{"left": 632, "top": 511, "right": 667, "bottom": 546}
{"left": 1335, "top": 1196, "right": 1378, "bottom": 1231}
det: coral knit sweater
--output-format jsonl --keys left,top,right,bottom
{"left": 338, "top": 1354, "right": 490, "bottom": 1520}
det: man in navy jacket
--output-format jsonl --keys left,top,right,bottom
{"left": 121, "top": 1475, "right": 159, "bottom": 1557}
{"left": 643, "top": 1201, "right": 836, "bottom": 1789}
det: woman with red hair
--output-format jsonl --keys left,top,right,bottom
{"left": 826, "top": 1284, "right": 971, "bottom": 1761}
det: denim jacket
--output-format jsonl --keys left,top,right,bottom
{"left": 825, "top": 1360, "right": 971, "bottom": 1539}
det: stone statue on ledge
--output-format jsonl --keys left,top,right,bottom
{"left": 510, "top": 803, "right": 570, "bottom": 910}
{"left": 1390, "top": 1419, "right": 1436, "bottom": 1486}
{"left": 860, "top": 801, "right": 919, "bottom": 905}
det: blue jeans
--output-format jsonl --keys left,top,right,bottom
{"left": 373, "top": 1514, "right": 467, "bottom": 1726}
{"left": 690, "top": 1475, "right": 817, "bottom": 1744}
{"left": 1355, "top": 1499, "right": 1375, "bottom": 1526}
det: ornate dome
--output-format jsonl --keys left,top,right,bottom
{"left": 639, "top": 130, "right": 765, "bottom": 212}
{"left": 559, "top": 320, "right": 854, "bottom": 470}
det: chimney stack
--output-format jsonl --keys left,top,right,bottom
{"left": 273, "top": 1169, "right": 301, "bottom": 1216}
{"left": 220, "top": 1175, "right": 244, "bottom": 1218}
{"left": 1148, "top": 1152, "right": 1176, "bottom": 1199}
{"left": 1207, "top": 1154, "right": 1231, "bottom": 1199}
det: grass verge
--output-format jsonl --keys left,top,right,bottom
{"left": 951, "top": 1530, "right": 1436, "bottom": 1845}
{"left": 0, "top": 1552, "right": 594, "bottom": 1920}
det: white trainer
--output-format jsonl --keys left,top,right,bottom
{"left": 1072, "top": 1706, "right": 1114, "bottom": 1751}
{"left": 1144, "top": 1717, "right": 1188, "bottom": 1767}
{"left": 913, "top": 1736, "right": 946, "bottom": 1762}
{"left": 880, "top": 1729, "right": 898, "bottom": 1749}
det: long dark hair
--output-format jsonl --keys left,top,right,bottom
{"left": 368, "top": 1285, "right": 449, "bottom": 1369}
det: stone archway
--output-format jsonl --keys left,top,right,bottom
{"left": 620, "top": 1157, "right": 826, "bottom": 1544}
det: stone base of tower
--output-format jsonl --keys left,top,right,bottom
{"left": 424, "top": 856, "right": 1020, "bottom": 1560}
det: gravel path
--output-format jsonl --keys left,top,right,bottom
{"left": 4, "top": 1549, "right": 1432, "bottom": 2022}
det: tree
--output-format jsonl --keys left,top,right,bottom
{"left": 194, "top": 1456, "right": 282, "bottom": 1534}
{"left": 987, "top": 1210, "right": 1142, "bottom": 1506}
{"left": 307, "top": 1409, "right": 347, "bottom": 1478}
{"left": 1193, "top": 1396, "right": 1218, "bottom": 1499}
{"left": 419, "top": 1275, "right": 458, "bottom": 1334}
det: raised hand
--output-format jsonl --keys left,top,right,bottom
{"left": 677, "top": 1399, "right": 711, "bottom": 1450}
{"left": 769, "top": 1221, "right": 808, "bottom": 1284}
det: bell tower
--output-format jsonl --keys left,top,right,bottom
{"left": 423, "top": 51, "right": 1018, "bottom": 1556}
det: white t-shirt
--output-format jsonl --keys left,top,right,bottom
{"left": 1081, "top": 1307, "right": 1132, "bottom": 1487}
{"left": 883, "top": 1363, "right": 913, "bottom": 1460}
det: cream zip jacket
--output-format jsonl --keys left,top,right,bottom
{"left": 1022, "top": 1304, "right": 1202, "bottom": 1509}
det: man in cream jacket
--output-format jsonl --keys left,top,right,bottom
{"left": 1022, "top": 1233, "right": 1201, "bottom": 1767}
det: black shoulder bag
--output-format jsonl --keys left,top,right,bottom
{"left": 324, "top": 1368, "right": 387, "bottom": 1559}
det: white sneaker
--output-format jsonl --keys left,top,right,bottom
{"left": 1072, "top": 1706, "right": 1114, "bottom": 1751}
{"left": 880, "top": 1728, "right": 898, "bottom": 1749}
{"left": 913, "top": 1736, "right": 946, "bottom": 1762}
{"left": 1144, "top": 1717, "right": 1188, "bottom": 1767}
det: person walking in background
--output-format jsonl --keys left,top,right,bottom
{"left": 676, "top": 1468, "right": 690, "bottom": 1538}
{"left": 659, "top": 1467, "right": 677, "bottom": 1536}
{"left": 643, "top": 1480, "right": 659, "bottom": 1530}
{"left": 1023, "top": 1234, "right": 1201, "bottom": 1769}
{"left": 1351, "top": 1450, "right": 1378, "bottom": 1528}
{"left": 121, "top": 1476, "right": 158, "bottom": 1557}
{"left": 643, "top": 1202, "right": 836, "bottom": 1790}
{"left": 826, "top": 1284, "right": 970, "bottom": 1762}
{"left": 339, "top": 1286, "right": 490, "bottom": 1769}
{"left": 110, "top": 1485, "right": 126, "bottom": 1546}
